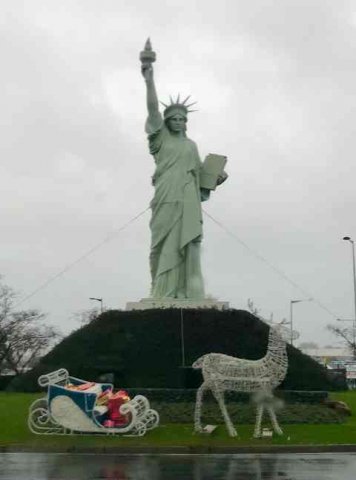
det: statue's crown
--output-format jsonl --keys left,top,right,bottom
{"left": 161, "top": 94, "right": 197, "bottom": 119}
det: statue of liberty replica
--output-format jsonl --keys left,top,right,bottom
{"left": 133, "top": 39, "right": 228, "bottom": 308}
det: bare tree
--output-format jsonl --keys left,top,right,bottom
{"left": 73, "top": 307, "right": 101, "bottom": 325}
{"left": 0, "top": 278, "right": 60, "bottom": 375}
{"left": 298, "top": 342, "right": 319, "bottom": 350}
{"left": 247, "top": 298, "right": 275, "bottom": 324}
{"left": 327, "top": 324, "right": 356, "bottom": 359}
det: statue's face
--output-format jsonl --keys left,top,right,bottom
{"left": 167, "top": 114, "right": 187, "bottom": 133}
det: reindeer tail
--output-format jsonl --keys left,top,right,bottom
{"left": 192, "top": 356, "right": 205, "bottom": 369}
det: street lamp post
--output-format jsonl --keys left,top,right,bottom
{"left": 289, "top": 299, "right": 312, "bottom": 346}
{"left": 342, "top": 236, "right": 356, "bottom": 358}
{"left": 89, "top": 297, "right": 104, "bottom": 313}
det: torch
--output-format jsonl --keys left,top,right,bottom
{"left": 139, "top": 38, "right": 156, "bottom": 74}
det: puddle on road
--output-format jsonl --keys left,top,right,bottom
{"left": 0, "top": 452, "right": 355, "bottom": 479}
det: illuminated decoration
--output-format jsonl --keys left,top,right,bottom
{"left": 193, "top": 323, "right": 288, "bottom": 438}
{"left": 28, "top": 369, "right": 159, "bottom": 436}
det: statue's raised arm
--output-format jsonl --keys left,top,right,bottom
{"left": 140, "top": 38, "right": 162, "bottom": 133}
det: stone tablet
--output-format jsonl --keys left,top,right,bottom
{"left": 200, "top": 153, "right": 227, "bottom": 190}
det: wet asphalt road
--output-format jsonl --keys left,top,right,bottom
{"left": 0, "top": 452, "right": 356, "bottom": 479}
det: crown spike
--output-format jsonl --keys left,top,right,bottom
{"left": 185, "top": 101, "right": 197, "bottom": 108}
{"left": 187, "top": 109, "right": 198, "bottom": 113}
{"left": 169, "top": 95, "right": 175, "bottom": 105}
{"left": 176, "top": 93, "right": 180, "bottom": 104}
{"left": 182, "top": 95, "right": 191, "bottom": 105}
{"left": 160, "top": 101, "right": 168, "bottom": 108}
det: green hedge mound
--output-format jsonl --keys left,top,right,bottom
{"left": 152, "top": 402, "right": 345, "bottom": 424}
{"left": 8, "top": 308, "right": 346, "bottom": 392}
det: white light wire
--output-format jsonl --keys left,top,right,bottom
{"left": 203, "top": 209, "right": 339, "bottom": 320}
{"left": 14, "top": 208, "right": 150, "bottom": 308}
{"left": 13, "top": 205, "right": 340, "bottom": 322}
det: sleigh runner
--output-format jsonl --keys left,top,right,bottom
{"left": 28, "top": 369, "right": 159, "bottom": 436}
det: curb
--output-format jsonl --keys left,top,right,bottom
{"left": 2, "top": 444, "right": 356, "bottom": 454}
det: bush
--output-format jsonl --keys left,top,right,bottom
{"left": 8, "top": 309, "right": 346, "bottom": 392}
{"left": 151, "top": 401, "right": 344, "bottom": 424}
{"left": 0, "top": 375, "right": 15, "bottom": 391}
{"left": 124, "top": 388, "right": 328, "bottom": 404}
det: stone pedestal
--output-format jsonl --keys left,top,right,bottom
{"left": 126, "top": 297, "right": 229, "bottom": 311}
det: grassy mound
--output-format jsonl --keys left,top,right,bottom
{"left": 8, "top": 308, "right": 345, "bottom": 392}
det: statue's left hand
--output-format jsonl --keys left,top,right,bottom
{"left": 217, "top": 171, "right": 228, "bottom": 186}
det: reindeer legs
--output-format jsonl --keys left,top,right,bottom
{"left": 212, "top": 387, "right": 238, "bottom": 437}
{"left": 253, "top": 394, "right": 283, "bottom": 437}
{"left": 253, "top": 403, "right": 264, "bottom": 438}
{"left": 194, "top": 383, "right": 206, "bottom": 433}
{"left": 267, "top": 406, "right": 283, "bottom": 435}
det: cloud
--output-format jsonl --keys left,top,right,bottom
{"left": 0, "top": 0, "right": 355, "bottom": 345}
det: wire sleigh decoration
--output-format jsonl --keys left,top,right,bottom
{"left": 192, "top": 321, "right": 289, "bottom": 438}
{"left": 28, "top": 369, "right": 159, "bottom": 437}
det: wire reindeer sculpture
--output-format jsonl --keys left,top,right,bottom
{"left": 193, "top": 321, "right": 289, "bottom": 438}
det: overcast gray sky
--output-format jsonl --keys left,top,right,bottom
{"left": 1, "top": 0, "right": 355, "bottom": 346}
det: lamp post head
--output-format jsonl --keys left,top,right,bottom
{"left": 291, "top": 298, "right": 312, "bottom": 305}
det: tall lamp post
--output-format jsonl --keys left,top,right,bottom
{"left": 290, "top": 299, "right": 312, "bottom": 346}
{"left": 89, "top": 297, "right": 104, "bottom": 313}
{"left": 342, "top": 236, "right": 356, "bottom": 358}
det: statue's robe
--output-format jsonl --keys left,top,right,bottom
{"left": 146, "top": 116, "right": 205, "bottom": 298}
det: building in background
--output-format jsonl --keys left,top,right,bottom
{"left": 299, "top": 347, "right": 356, "bottom": 390}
